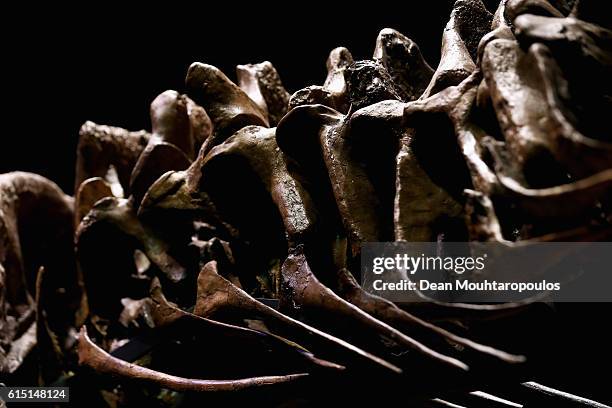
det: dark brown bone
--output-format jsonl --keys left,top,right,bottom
{"left": 138, "top": 125, "right": 318, "bottom": 299}
{"left": 514, "top": 14, "right": 612, "bottom": 78}
{"left": 293, "top": 58, "right": 403, "bottom": 115}
{"left": 344, "top": 60, "right": 402, "bottom": 110}
{"left": 505, "top": 0, "right": 565, "bottom": 21}
{"left": 514, "top": 14, "right": 612, "bottom": 142}
{"left": 289, "top": 85, "right": 336, "bottom": 110}
{"left": 279, "top": 247, "right": 469, "bottom": 371}
{"left": 77, "top": 197, "right": 186, "bottom": 284}
{"left": 477, "top": 0, "right": 516, "bottom": 66}
{"left": 280, "top": 37, "right": 470, "bottom": 246}
{"left": 323, "top": 47, "right": 354, "bottom": 112}
{"left": 451, "top": 0, "right": 494, "bottom": 61}
{"left": 482, "top": 39, "right": 560, "bottom": 187}
{"left": 288, "top": 86, "right": 338, "bottom": 111}
{"left": 331, "top": 98, "right": 466, "bottom": 243}
{"left": 77, "top": 326, "right": 308, "bottom": 392}
{"left": 75, "top": 121, "right": 150, "bottom": 195}
{"left": 186, "top": 63, "right": 268, "bottom": 157}
{"left": 422, "top": 0, "right": 492, "bottom": 98}
{"left": 359, "top": 52, "right": 594, "bottom": 242}
{"left": 483, "top": 38, "right": 612, "bottom": 187}
{"left": 415, "top": 70, "right": 611, "bottom": 239}
{"left": 404, "top": 73, "right": 495, "bottom": 198}
{"left": 494, "top": 167, "right": 612, "bottom": 218}
{"left": 333, "top": 267, "right": 525, "bottom": 365}
{"left": 138, "top": 76, "right": 274, "bottom": 241}
{"left": 394, "top": 127, "right": 466, "bottom": 241}
{"left": 147, "top": 278, "right": 344, "bottom": 372}
{"left": 139, "top": 125, "right": 320, "bottom": 269}
{"left": 148, "top": 90, "right": 199, "bottom": 159}
{"left": 198, "top": 126, "right": 317, "bottom": 245}
{"left": 129, "top": 90, "right": 194, "bottom": 205}
{"left": 74, "top": 177, "right": 114, "bottom": 226}
{"left": 526, "top": 43, "right": 612, "bottom": 177}
{"left": 288, "top": 47, "right": 354, "bottom": 113}
{"left": 1, "top": 318, "right": 36, "bottom": 373}
{"left": 213, "top": 108, "right": 524, "bottom": 370}
{"left": 464, "top": 189, "right": 506, "bottom": 241}
{"left": 186, "top": 96, "right": 213, "bottom": 153}
{"left": 396, "top": 77, "right": 480, "bottom": 242}
{"left": 320, "top": 228, "right": 528, "bottom": 356}
{"left": 237, "top": 61, "right": 290, "bottom": 126}
{"left": 0, "top": 172, "right": 77, "bottom": 372}
{"left": 277, "top": 105, "right": 387, "bottom": 254}
{"left": 281, "top": 96, "right": 465, "bottom": 246}
{"left": 373, "top": 28, "right": 434, "bottom": 101}
{"left": 194, "top": 260, "right": 402, "bottom": 374}
{"left": 35, "top": 266, "right": 65, "bottom": 382}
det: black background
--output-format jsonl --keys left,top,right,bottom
{"left": 2, "top": 1, "right": 611, "bottom": 403}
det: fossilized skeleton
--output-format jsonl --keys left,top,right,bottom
{"left": 1, "top": 0, "right": 611, "bottom": 406}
